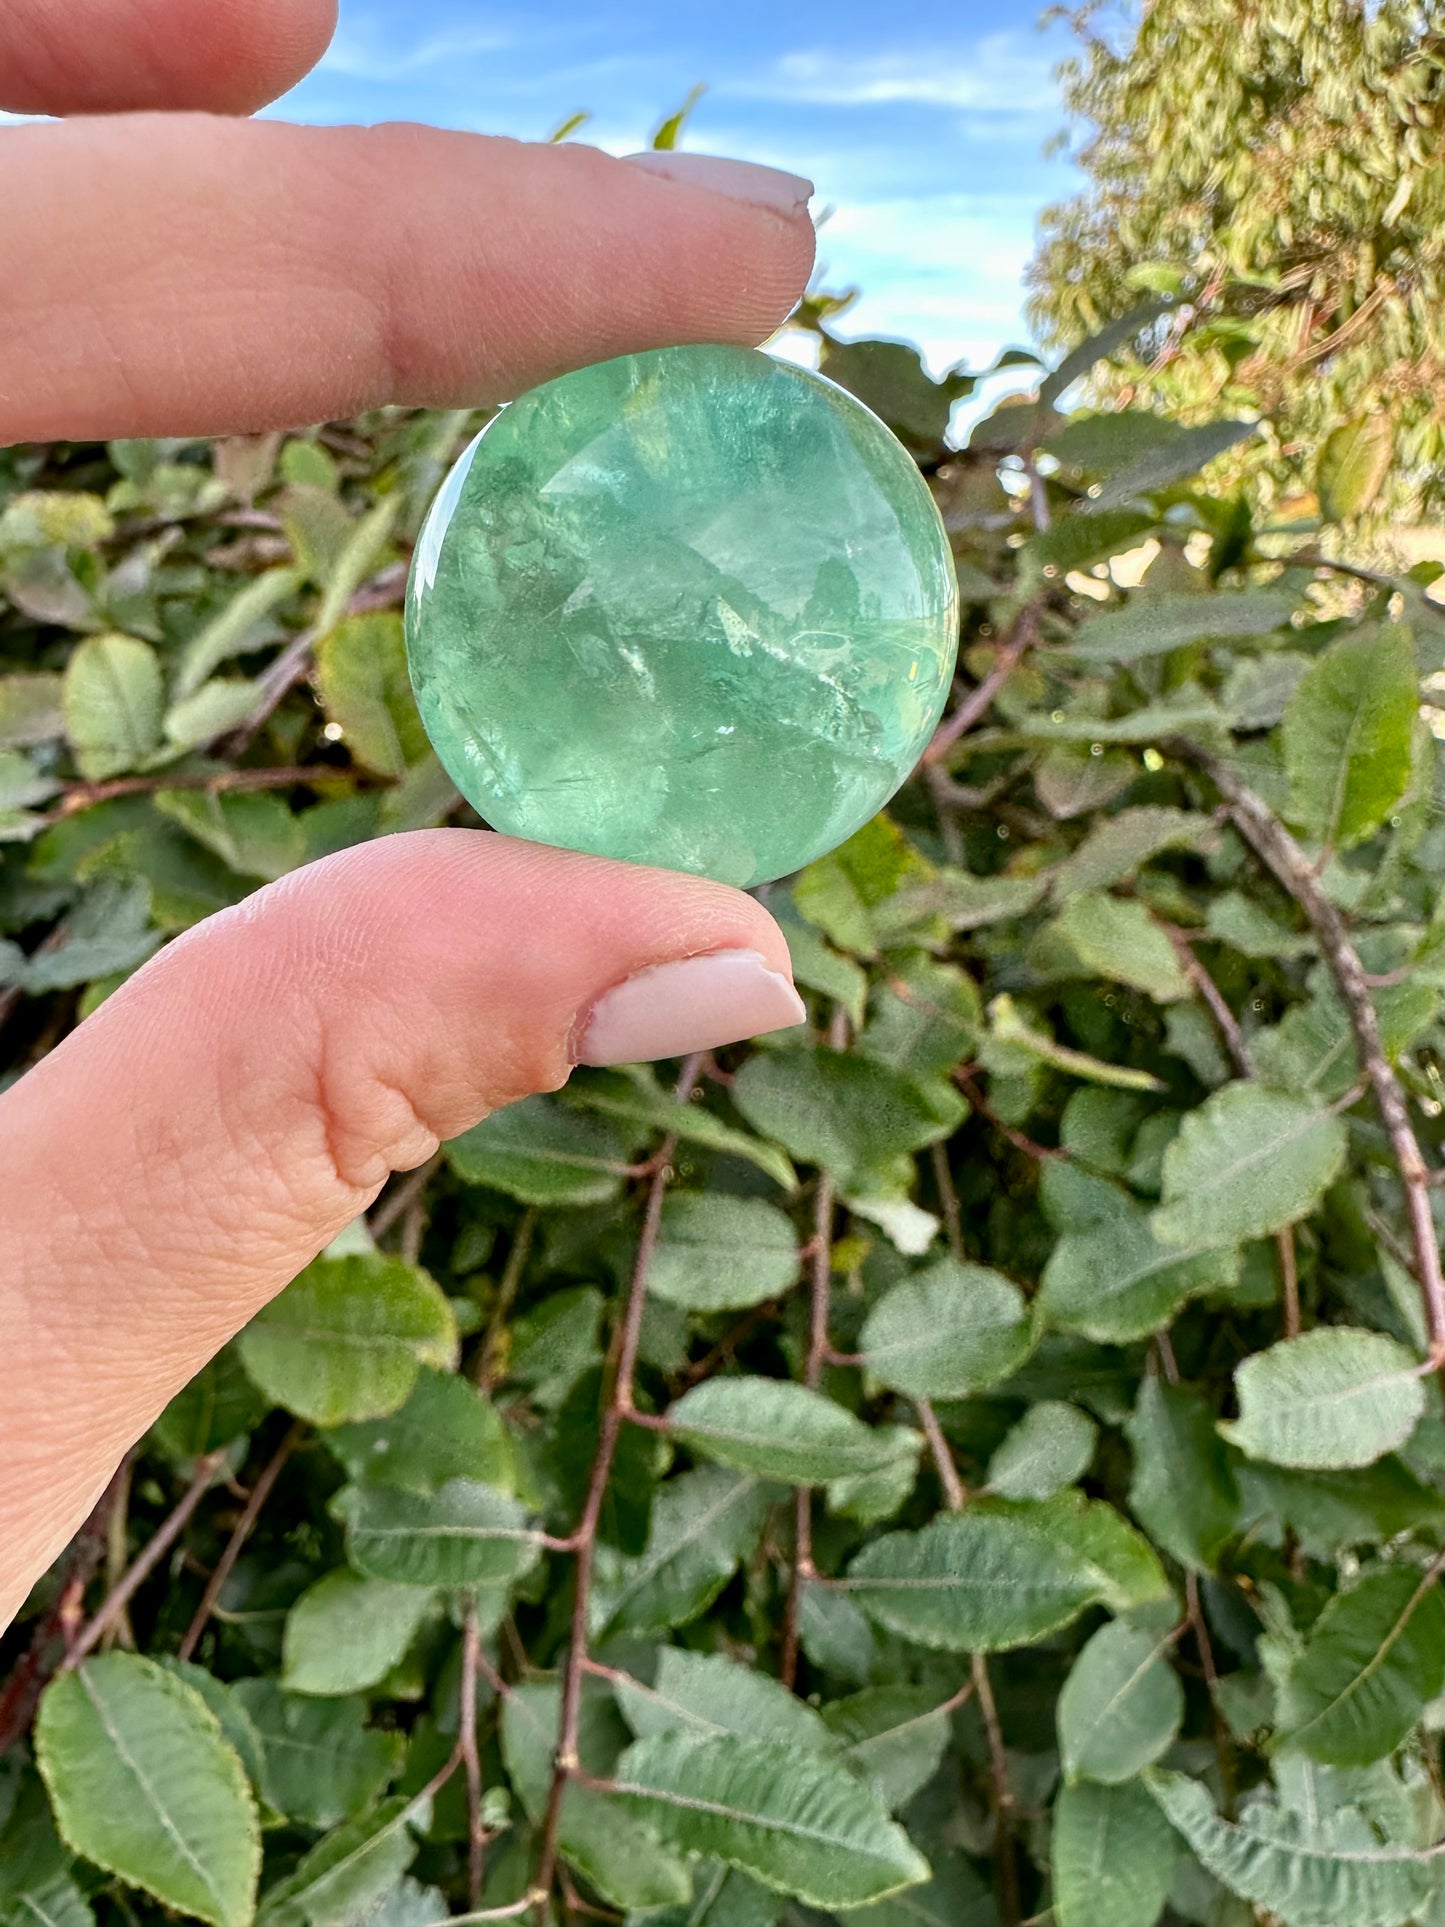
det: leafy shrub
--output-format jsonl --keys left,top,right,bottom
{"left": 4, "top": 307, "right": 1445, "bottom": 1927}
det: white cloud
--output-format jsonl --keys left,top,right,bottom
{"left": 318, "top": 21, "right": 515, "bottom": 82}
{"left": 751, "top": 32, "right": 1061, "bottom": 117}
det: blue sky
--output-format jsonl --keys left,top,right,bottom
{"left": 271, "top": 1, "right": 1090, "bottom": 400}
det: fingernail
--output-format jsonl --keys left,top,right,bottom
{"left": 570, "top": 947, "right": 808, "bottom": 1066}
{"left": 622, "top": 151, "right": 814, "bottom": 217}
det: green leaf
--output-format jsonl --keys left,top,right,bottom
{"left": 1126, "top": 1375, "right": 1240, "bottom": 1571}
{"left": 1053, "top": 1778, "right": 1177, "bottom": 1927}
{"left": 591, "top": 1468, "right": 776, "bottom": 1638}
{"left": 646, "top": 1193, "right": 800, "bottom": 1312}
{"left": 35, "top": 1654, "right": 260, "bottom": 1927}
{"left": 153, "top": 790, "right": 304, "bottom": 882}
{"left": 613, "top": 1649, "right": 834, "bottom": 1751}
{"left": 1282, "top": 627, "right": 1417, "bottom": 851}
{"left": 841, "top": 1504, "right": 1108, "bottom": 1652}
{"left": 62, "top": 634, "right": 163, "bottom": 779}
{"left": 650, "top": 82, "right": 706, "bottom": 150}
{"left": 1059, "top": 1620, "right": 1183, "bottom": 1783}
{"left": 1039, "top": 301, "right": 1176, "bottom": 408}
{"left": 1041, "top": 1207, "right": 1241, "bottom": 1343}
{"left": 857, "top": 952, "right": 982, "bottom": 1081}
{"left": 1022, "top": 506, "right": 1158, "bottom": 579}
{"left": 314, "top": 612, "right": 427, "bottom": 778}
{"left": 1051, "top": 806, "right": 1209, "bottom": 900}
{"left": 282, "top": 1571, "right": 435, "bottom": 1696}
{"left": 1088, "top": 417, "right": 1257, "bottom": 508}
{"left": 1043, "top": 1490, "right": 1172, "bottom": 1611}
{"left": 445, "top": 1093, "right": 636, "bottom": 1207}
{"left": 1068, "top": 586, "right": 1297, "bottom": 662}
{"left": 173, "top": 567, "right": 302, "bottom": 699}
{"left": 323, "top": 1365, "right": 511, "bottom": 1494}
{"left": 667, "top": 1379, "right": 919, "bottom": 1486}
{"left": 255, "top": 1797, "right": 417, "bottom": 1927}
{"left": 858, "top": 1256, "right": 1038, "bottom": 1398}
{"left": 229, "top": 1680, "right": 402, "bottom": 1830}
{"left": 987, "top": 1400, "right": 1097, "bottom": 1499}
{"left": 1153, "top": 1083, "right": 1348, "bottom": 1247}
{"left": 1277, "top": 1563, "right": 1445, "bottom": 1766}
{"left": 1144, "top": 1768, "right": 1440, "bottom": 1927}
{"left": 1222, "top": 1328, "right": 1426, "bottom": 1470}
{"left": 1317, "top": 416, "right": 1394, "bottom": 523}
{"left": 841, "top": 1850, "right": 996, "bottom": 1927}
{"left": 819, "top": 1686, "right": 957, "bottom": 1814}
{"left": 336, "top": 1477, "right": 543, "bottom": 1586}
{"left": 238, "top": 1253, "right": 457, "bottom": 1426}
{"left": 818, "top": 337, "right": 976, "bottom": 449}
{"left": 0, "top": 672, "right": 64, "bottom": 750}
{"left": 987, "top": 994, "right": 1167, "bottom": 1093}
{"left": 613, "top": 1733, "right": 930, "bottom": 1908}
{"left": 731, "top": 1047, "right": 965, "bottom": 1188}
{"left": 1054, "top": 891, "right": 1192, "bottom": 1000}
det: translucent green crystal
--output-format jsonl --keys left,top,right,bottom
{"left": 404, "top": 343, "right": 959, "bottom": 888}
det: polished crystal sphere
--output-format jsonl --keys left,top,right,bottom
{"left": 404, "top": 343, "right": 959, "bottom": 888}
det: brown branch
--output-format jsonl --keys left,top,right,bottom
{"left": 924, "top": 606, "right": 1040, "bottom": 763}
{"left": 930, "top": 1141, "right": 965, "bottom": 1263}
{"left": 38, "top": 764, "right": 356, "bottom": 825}
{"left": 918, "top": 1400, "right": 966, "bottom": 1511}
{"left": 678, "top": 1299, "right": 781, "bottom": 1389}
{"left": 1278, "top": 1227, "right": 1301, "bottom": 1341}
{"left": 370, "top": 1150, "right": 443, "bottom": 1242}
{"left": 177, "top": 1423, "right": 304, "bottom": 1663}
{"left": 65, "top": 1450, "right": 227, "bottom": 1669}
{"left": 532, "top": 1055, "right": 703, "bottom": 1916}
{"left": 0, "top": 1456, "right": 131, "bottom": 1752}
{"left": 955, "top": 1068, "right": 1062, "bottom": 1162}
{"left": 972, "top": 1652, "right": 1021, "bottom": 1927}
{"left": 1170, "top": 742, "right": 1445, "bottom": 1364}
{"left": 461, "top": 1605, "right": 487, "bottom": 1910}
{"left": 475, "top": 1207, "right": 538, "bottom": 1390}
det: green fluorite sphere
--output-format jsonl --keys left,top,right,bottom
{"left": 404, "top": 343, "right": 958, "bottom": 887}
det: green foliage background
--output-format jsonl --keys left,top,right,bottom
{"left": 8, "top": 186, "right": 1445, "bottom": 1927}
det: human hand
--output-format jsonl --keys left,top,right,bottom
{"left": 0, "top": 0, "right": 816, "bottom": 1627}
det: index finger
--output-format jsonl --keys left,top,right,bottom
{"left": 0, "top": 119, "right": 815, "bottom": 442}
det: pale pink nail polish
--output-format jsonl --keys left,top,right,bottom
{"left": 621, "top": 151, "right": 814, "bottom": 217}
{"left": 570, "top": 948, "right": 807, "bottom": 1066}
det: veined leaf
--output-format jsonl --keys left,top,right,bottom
{"left": 1283, "top": 627, "right": 1417, "bottom": 851}
{"left": 1054, "top": 1778, "right": 1178, "bottom": 1927}
{"left": 229, "top": 1680, "right": 402, "bottom": 1831}
{"left": 612, "top": 1732, "right": 930, "bottom": 1908}
{"left": 1041, "top": 1207, "right": 1240, "bottom": 1344}
{"left": 35, "top": 1655, "right": 259, "bottom": 1927}
{"left": 62, "top": 633, "right": 163, "bottom": 779}
{"left": 336, "top": 1477, "right": 543, "bottom": 1586}
{"left": 1153, "top": 1083, "right": 1347, "bottom": 1247}
{"left": 1317, "top": 415, "right": 1394, "bottom": 523}
{"left": 1126, "top": 1374, "right": 1240, "bottom": 1571}
{"left": 323, "top": 1366, "right": 511, "bottom": 1495}
{"left": 563, "top": 1068, "right": 797, "bottom": 1192}
{"left": 612, "top": 1649, "right": 833, "bottom": 1752}
{"left": 1068, "top": 586, "right": 1296, "bottom": 662}
{"left": 858, "top": 1255, "right": 1037, "bottom": 1398}
{"left": 645, "top": 1192, "right": 801, "bottom": 1313}
{"left": 1059, "top": 1620, "right": 1183, "bottom": 1783}
{"left": 1144, "top": 1768, "right": 1442, "bottom": 1926}
{"left": 987, "top": 1400, "right": 1097, "bottom": 1499}
{"left": 667, "top": 1379, "right": 918, "bottom": 1486}
{"left": 255, "top": 1796, "right": 416, "bottom": 1927}
{"left": 591, "top": 1468, "right": 776, "bottom": 1638}
{"left": 841, "top": 1504, "right": 1107, "bottom": 1651}
{"left": 238, "top": 1254, "right": 457, "bottom": 1426}
{"left": 1054, "top": 892, "right": 1191, "bottom": 1001}
{"left": 1222, "top": 1328, "right": 1426, "bottom": 1470}
{"left": 730, "top": 1046, "right": 965, "bottom": 1188}
{"left": 445, "top": 1093, "right": 637, "bottom": 1207}
{"left": 281, "top": 1571, "right": 435, "bottom": 1697}
{"left": 1277, "top": 1563, "right": 1445, "bottom": 1765}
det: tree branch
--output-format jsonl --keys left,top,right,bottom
{"left": 532, "top": 1055, "right": 702, "bottom": 1916}
{"left": 370, "top": 1150, "right": 443, "bottom": 1243}
{"left": 917, "top": 1400, "right": 967, "bottom": 1511}
{"left": 972, "top": 1652, "right": 1020, "bottom": 1927}
{"left": 66, "top": 1450, "right": 227, "bottom": 1669}
{"left": 178, "top": 1423, "right": 304, "bottom": 1662}
{"left": 1169, "top": 742, "right": 1445, "bottom": 1363}
{"left": 924, "top": 606, "right": 1040, "bottom": 764}
{"left": 39, "top": 764, "right": 360, "bottom": 825}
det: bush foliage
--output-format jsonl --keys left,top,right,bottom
{"left": 5, "top": 295, "right": 1445, "bottom": 1927}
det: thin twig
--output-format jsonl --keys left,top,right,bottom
{"left": 532, "top": 1055, "right": 703, "bottom": 1916}
{"left": 0, "top": 1457, "right": 131, "bottom": 1753}
{"left": 955, "top": 1068, "right": 1062, "bottom": 1161}
{"left": 178, "top": 1423, "right": 304, "bottom": 1663}
{"left": 476, "top": 1208, "right": 538, "bottom": 1390}
{"left": 1170, "top": 742, "right": 1445, "bottom": 1366}
{"left": 973, "top": 1652, "right": 1021, "bottom": 1927}
{"left": 102, "top": 1456, "right": 136, "bottom": 1652}
{"left": 461, "top": 1605, "right": 487, "bottom": 1909}
{"left": 918, "top": 1401, "right": 967, "bottom": 1511}
{"left": 65, "top": 1451, "right": 227, "bottom": 1669}
{"left": 38, "top": 764, "right": 357, "bottom": 825}
{"left": 678, "top": 1299, "right": 781, "bottom": 1389}
{"left": 924, "top": 606, "right": 1040, "bottom": 763}
{"left": 370, "top": 1150, "right": 443, "bottom": 1242}
{"left": 930, "top": 1141, "right": 965, "bottom": 1263}
{"left": 1278, "top": 1227, "right": 1301, "bottom": 1341}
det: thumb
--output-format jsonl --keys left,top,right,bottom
{"left": 0, "top": 830, "right": 805, "bottom": 1622}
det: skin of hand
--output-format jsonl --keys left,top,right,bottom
{"left": 0, "top": 0, "right": 818, "bottom": 1630}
